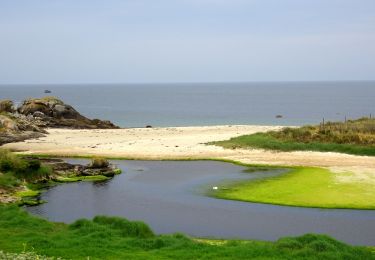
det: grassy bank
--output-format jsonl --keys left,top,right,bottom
{"left": 211, "top": 117, "right": 375, "bottom": 156}
{"left": 0, "top": 149, "right": 121, "bottom": 205}
{"left": 213, "top": 167, "right": 375, "bottom": 209}
{"left": 0, "top": 149, "right": 53, "bottom": 204}
{"left": 0, "top": 205, "right": 373, "bottom": 259}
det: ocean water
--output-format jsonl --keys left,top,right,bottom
{"left": 1, "top": 81, "right": 374, "bottom": 127}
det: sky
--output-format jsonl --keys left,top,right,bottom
{"left": 0, "top": 0, "right": 374, "bottom": 84}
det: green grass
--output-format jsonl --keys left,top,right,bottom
{"left": 213, "top": 167, "right": 375, "bottom": 209}
{"left": 212, "top": 132, "right": 375, "bottom": 156}
{"left": 211, "top": 117, "right": 375, "bottom": 156}
{"left": 0, "top": 205, "right": 373, "bottom": 259}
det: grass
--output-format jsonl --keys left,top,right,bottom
{"left": 0, "top": 205, "right": 373, "bottom": 259}
{"left": 213, "top": 167, "right": 375, "bottom": 209}
{"left": 211, "top": 117, "right": 375, "bottom": 156}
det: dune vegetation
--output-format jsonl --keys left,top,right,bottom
{"left": 213, "top": 166, "right": 375, "bottom": 209}
{"left": 0, "top": 205, "right": 374, "bottom": 259}
{"left": 211, "top": 117, "right": 375, "bottom": 156}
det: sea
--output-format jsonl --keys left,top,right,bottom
{"left": 1, "top": 81, "right": 374, "bottom": 127}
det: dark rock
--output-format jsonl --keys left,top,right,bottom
{"left": 33, "top": 111, "right": 46, "bottom": 119}
{"left": 0, "top": 131, "right": 45, "bottom": 146}
{"left": 22, "top": 157, "right": 120, "bottom": 180}
{"left": 145, "top": 125, "right": 153, "bottom": 128}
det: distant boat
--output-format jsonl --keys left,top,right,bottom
{"left": 44, "top": 90, "right": 52, "bottom": 93}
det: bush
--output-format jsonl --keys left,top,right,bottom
{"left": 27, "top": 160, "right": 41, "bottom": 171}
{"left": 0, "top": 149, "right": 52, "bottom": 182}
{"left": 0, "top": 149, "right": 27, "bottom": 173}
{"left": 90, "top": 157, "right": 109, "bottom": 168}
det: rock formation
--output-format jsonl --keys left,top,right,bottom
{"left": 17, "top": 97, "right": 118, "bottom": 129}
{"left": 0, "top": 97, "right": 119, "bottom": 145}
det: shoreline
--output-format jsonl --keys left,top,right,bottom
{"left": 1, "top": 125, "right": 375, "bottom": 172}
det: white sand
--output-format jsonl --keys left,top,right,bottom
{"left": 2, "top": 125, "right": 375, "bottom": 171}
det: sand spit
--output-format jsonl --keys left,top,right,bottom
{"left": 2, "top": 125, "right": 375, "bottom": 171}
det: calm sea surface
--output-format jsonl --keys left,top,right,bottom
{"left": 1, "top": 81, "right": 374, "bottom": 127}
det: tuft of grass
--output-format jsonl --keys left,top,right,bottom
{"left": 0, "top": 205, "right": 373, "bottom": 259}
{"left": 89, "top": 157, "right": 109, "bottom": 168}
{"left": 213, "top": 167, "right": 375, "bottom": 209}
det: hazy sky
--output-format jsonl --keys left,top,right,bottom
{"left": 0, "top": 0, "right": 374, "bottom": 84}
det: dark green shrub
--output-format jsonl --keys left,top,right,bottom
{"left": 27, "top": 160, "right": 41, "bottom": 171}
{"left": 90, "top": 157, "right": 109, "bottom": 168}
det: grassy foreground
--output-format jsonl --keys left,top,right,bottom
{"left": 213, "top": 167, "right": 375, "bottom": 209}
{"left": 211, "top": 117, "right": 375, "bottom": 156}
{"left": 0, "top": 205, "right": 374, "bottom": 259}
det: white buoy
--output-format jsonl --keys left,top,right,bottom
{"left": 212, "top": 186, "right": 218, "bottom": 190}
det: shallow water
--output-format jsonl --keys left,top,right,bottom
{"left": 26, "top": 159, "right": 375, "bottom": 246}
{"left": 2, "top": 81, "right": 375, "bottom": 127}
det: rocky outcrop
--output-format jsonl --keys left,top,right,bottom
{"left": 0, "top": 97, "right": 119, "bottom": 145}
{"left": 17, "top": 97, "right": 119, "bottom": 129}
{"left": 0, "top": 114, "right": 46, "bottom": 145}
{"left": 29, "top": 157, "right": 121, "bottom": 179}
{"left": 0, "top": 131, "right": 45, "bottom": 146}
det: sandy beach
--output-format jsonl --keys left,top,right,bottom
{"left": 2, "top": 125, "right": 375, "bottom": 172}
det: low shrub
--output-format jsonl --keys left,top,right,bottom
{"left": 89, "top": 157, "right": 109, "bottom": 168}
{"left": 0, "top": 149, "right": 52, "bottom": 182}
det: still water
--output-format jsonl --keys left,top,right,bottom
{"left": 26, "top": 159, "right": 375, "bottom": 246}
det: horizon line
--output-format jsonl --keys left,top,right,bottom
{"left": 1, "top": 79, "right": 375, "bottom": 86}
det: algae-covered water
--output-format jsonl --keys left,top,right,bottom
{"left": 26, "top": 159, "right": 375, "bottom": 246}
